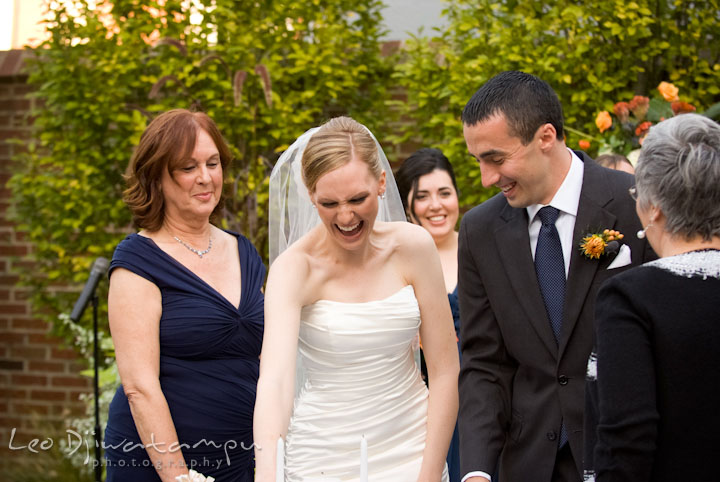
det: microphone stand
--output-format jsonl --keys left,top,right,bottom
{"left": 92, "top": 294, "right": 102, "bottom": 482}
{"left": 69, "top": 256, "right": 108, "bottom": 482}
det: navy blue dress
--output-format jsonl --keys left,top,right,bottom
{"left": 446, "top": 286, "right": 461, "bottom": 482}
{"left": 104, "top": 232, "right": 265, "bottom": 481}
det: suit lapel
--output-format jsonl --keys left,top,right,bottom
{"left": 494, "top": 203, "right": 558, "bottom": 357}
{"left": 559, "top": 157, "right": 617, "bottom": 357}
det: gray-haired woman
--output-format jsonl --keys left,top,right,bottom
{"left": 585, "top": 113, "right": 720, "bottom": 481}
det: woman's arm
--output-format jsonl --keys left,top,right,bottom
{"left": 253, "top": 253, "right": 306, "bottom": 481}
{"left": 108, "top": 268, "right": 188, "bottom": 481}
{"left": 594, "top": 278, "right": 658, "bottom": 481}
{"left": 402, "top": 226, "right": 460, "bottom": 481}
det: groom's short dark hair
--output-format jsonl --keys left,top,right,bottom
{"left": 462, "top": 71, "right": 564, "bottom": 145}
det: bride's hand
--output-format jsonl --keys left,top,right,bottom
{"left": 416, "top": 467, "right": 445, "bottom": 482}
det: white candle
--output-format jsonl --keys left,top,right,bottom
{"left": 276, "top": 436, "right": 284, "bottom": 482}
{"left": 360, "top": 435, "right": 368, "bottom": 482}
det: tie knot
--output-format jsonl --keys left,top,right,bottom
{"left": 537, "top": 206, "right": 560, "bottom": 226}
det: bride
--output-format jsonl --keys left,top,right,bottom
{"left": 253, "top": 117, "right": 459, "bottom": 481}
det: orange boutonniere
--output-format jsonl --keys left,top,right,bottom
{"left": 580, "top": 229, "right": 624, "bottom": 259}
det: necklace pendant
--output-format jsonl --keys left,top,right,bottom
{"left": 173, "top": 234, "right": 212, "bottom": 259}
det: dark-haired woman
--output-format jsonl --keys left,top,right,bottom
{"left": 396, "top": 148, "right": 461, "bottom": 482}
{"left": 104, "top": 109, "right": 264, "bottom": 481}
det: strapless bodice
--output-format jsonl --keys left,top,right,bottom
{"left": 297, "top": 284, "right": 421, "bottom": 393}
{"left": 284, "top": 285, "right": 448, "bottom": 482}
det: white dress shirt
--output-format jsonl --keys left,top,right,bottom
{"left": 527, "top": 149, "right": 584, "bottom": 274}
{"left": 461, "top": 149, "right": 584, "bottom": 482}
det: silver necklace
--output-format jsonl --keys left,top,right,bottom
{"left": 173, "top": 235, "right": 212, "bottom": 258}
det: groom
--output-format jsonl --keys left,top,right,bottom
{"left": 457, "top": 71, "right": 651, "bottom": 481}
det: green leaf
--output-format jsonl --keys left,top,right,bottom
{"left": 647, "top": 97, "right": 674, "bottom": 122}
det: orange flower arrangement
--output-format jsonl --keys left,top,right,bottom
{"left": 589, "top": 82, "right": 697, "bottom": 155}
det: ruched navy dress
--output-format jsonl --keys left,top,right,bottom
{"left": 104, "top": 232, "right": 264, "bottom": 481}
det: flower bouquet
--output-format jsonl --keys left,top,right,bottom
{"left": 593, "top": 82, "right": 697, "bottom": 156}
{"left": 568, "top": 81, "right": 705, "bottom": 160}
{"left": 176, "top": 470, "right": 215, "bottom": 482}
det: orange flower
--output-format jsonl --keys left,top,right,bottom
{"left": 595, "top": 111, "right": 612, "bottom": 133}
{"left": 628, "top": 96, "right": 650, "bottom": 120}
{"left": 671, "top": 101, "right": 696, "bottom": 115}
{"left": 578, "top": 139, "right": 591, "bottom": 150}
{"left": 580, "top": 235, "right": 606, "bottom": 259}
{"left": 580, "top": 229, "right": 625, "bottom": 259}
{"left": 613, "top": 102, "right": 631, "bottom": 123}
{"left": 635, "top": 121, "right": 652, "bottom": 137}
{"left": 657, "top": 81, "right": 679, "bottom": 102}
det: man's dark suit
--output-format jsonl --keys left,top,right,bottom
{"left": 458, "top": 152, "right": 651, "bottom": 481}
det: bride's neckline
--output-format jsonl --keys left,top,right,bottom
{"left": 307, "top": 284, "right": 415, "bottom": 306}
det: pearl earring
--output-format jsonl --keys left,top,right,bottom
{"left": 637, "top": 224, "right": 652, "bottom": 239}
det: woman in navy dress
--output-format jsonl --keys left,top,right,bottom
{"left": 396, "top": 148, "right": 461, "bottom": 482}
{"left": 104, "top": 109, "right": 264, "bottom": 481}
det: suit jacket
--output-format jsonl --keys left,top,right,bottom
{"left": 457, "top": 152, "right": 652, "bottom": 481}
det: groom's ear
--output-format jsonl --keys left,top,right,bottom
{"left": 536, "top": 123, "right": 558, "bottom": 152}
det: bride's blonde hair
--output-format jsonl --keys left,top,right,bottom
{"left": 301, "top": 116, "right": 382, "bottom": 192}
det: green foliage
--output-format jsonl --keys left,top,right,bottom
{"left": 9, "top": 0, "right": 390, "bottom": 344}
{"left": 391, "top": 0, "right": 720, "bottom": 206}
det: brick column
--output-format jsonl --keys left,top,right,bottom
{"left": 0, "top": 50, "right": 91, "bottom": 469}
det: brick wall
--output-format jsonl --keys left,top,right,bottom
{"left": 0, "top": 50, "right": 91, "bottom": 469}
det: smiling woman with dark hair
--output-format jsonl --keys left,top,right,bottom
{"left": 586, "top": 113, "right": 720, "bottom": 482}
{"left": 396, "top": 147, "right": 462, "bottom": 482}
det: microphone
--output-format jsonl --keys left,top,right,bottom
{"left": 70, "top": 257, "right": 110, "bottom": 322}
{"left": 605, "top": 240, "right": 620, "bottom": 255}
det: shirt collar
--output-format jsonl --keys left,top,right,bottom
{"left": 526, "top": 148, "right": 584, "bottom": 222}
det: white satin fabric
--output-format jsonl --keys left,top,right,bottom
{"left": 285, "top": 285, "right": 449, "bottom": 481}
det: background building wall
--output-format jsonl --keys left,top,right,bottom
{"left": 0, "top": 50, "right": 91, "bottom": 469}
{"left": 1, "top": 0, "right": 447, "bottom": 50}
{"left": 382, "top": 0, "right": 446, "bottom": 40}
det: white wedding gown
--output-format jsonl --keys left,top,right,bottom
{"left": 284, "top": 284, "right": 449, "bottom": 481}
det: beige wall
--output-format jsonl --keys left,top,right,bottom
{"left": 0, "top": 0, "right": 447, "bottom": 51}
{"left": 1, "top": 0, "right": 47, "bottom": 50}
